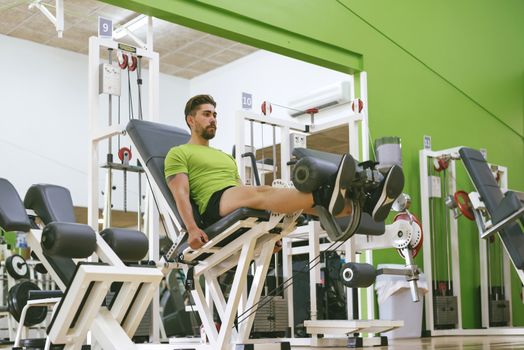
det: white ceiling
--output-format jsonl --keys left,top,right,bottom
{"left": 0, "top": 0, "right": 259, "bottom": 78}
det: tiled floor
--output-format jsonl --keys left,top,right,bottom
{"left": 2, "top": 336, "right": 524, "bottom": 349}
{"left": 292, "top": 336, "right": 524, "bottom": 349}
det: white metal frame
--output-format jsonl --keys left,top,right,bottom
{"left": 25, "top": 227, "right": 164, "bottom": 349}
{"left": 419, "top": 146, "right": 524, "bottom": 336}
{"left": 88, "top": 30, "right": 161, "bottom": 340}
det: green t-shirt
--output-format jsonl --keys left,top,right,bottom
{"left": 164, "top": 144, "right": 240, "bottom": 214}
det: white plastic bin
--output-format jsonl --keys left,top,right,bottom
{"left": 375, "top": 264, "right": 427, "bottom": 339}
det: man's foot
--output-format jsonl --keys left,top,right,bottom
{"left": 313, "top": 154, "right": 355, "bottom": 216}
{"left": 367, "top": 165, "right": 404, "bottom": 222}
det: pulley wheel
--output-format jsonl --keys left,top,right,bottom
{"left": 454, "top": 190, "right": 475, "bottom": 220}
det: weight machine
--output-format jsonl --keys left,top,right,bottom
{"left": 87, "top": 24, "right": 162, "bottom": 339}
{"left": 234, "top": 75, "right": 423, "bottom": 347}
{"left": 420, "top": 144, "right": 524, "bottom": 336}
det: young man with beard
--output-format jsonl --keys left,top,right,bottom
{"left": 165, "top": 95, "right": 403, "bottom": 249}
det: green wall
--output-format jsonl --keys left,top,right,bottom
{"left": 102, "top": 0, "right": 524, "bottom": 328}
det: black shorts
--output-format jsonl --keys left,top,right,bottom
{"left": 201, "top": 186, "right": 235, "bottom": 227}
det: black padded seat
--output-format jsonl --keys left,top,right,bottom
{"left": 126, "top": 120, "right": 269, "bottom": 248}
{"left": 174, "top": 207, "right": 271, "bottom": 260}
{"left": 460, "top": 147, "right": 524, "bottom": 269}
{"left": 24, "top": 184, "right": 76, "bottom": 224}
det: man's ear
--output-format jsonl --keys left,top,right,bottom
{"left": 186, "top": 115, "right": 193, "bottom": 128}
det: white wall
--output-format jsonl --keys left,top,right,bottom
{"left": 190, "top": 50, "right": 351, "bottom": 153}
{"left": 0, "top": 34, "right": 190, "bottom": 209}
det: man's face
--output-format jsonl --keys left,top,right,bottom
{"left": 189, "top": 103, "right": 217, "bottom": 140}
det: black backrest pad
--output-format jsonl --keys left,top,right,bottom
{"left": 459, "top": 148, "right": 503, "bottom": 212}
{"left": 459, "top": 147, "right": 524, "bottom": 269}
{"left": 0, "top": 178, "right": 31, "bottom": 232}
{"left": 23, "top": 184, "right": 79, "bottom": 284}
{"left": 24, "top": 184, "right": 76, "bottom": 224}
{"left": 126, "top": 120, "right": 195, "bottom": 228}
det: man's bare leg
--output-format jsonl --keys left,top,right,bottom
{"left": 220, "top": 153, "right": 355, "bottom": 217}
{"left": 219, "top": 186, "right": 353, "bottom": 217}
{"left": 219, "top": 185, "right": 314, "bottom": 216}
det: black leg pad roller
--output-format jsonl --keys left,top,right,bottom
{"left": 41, "top": 222, "right": 97, "bottom": 258}
{"left": 292, "top": 156, "right": 339, "bottom": 193}
{"left": 340, "top": 262, "right": 376, "bottom": 288}
{"left": 101, "top": 228, "right": 149, "bottom": 262}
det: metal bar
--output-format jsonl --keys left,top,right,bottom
{"left": 481, "top": 208, "right": 524, "bottom": 239}
{"left": 282, "top": 238, "right": 294, "bottom": 335}
{"left": 308, "top": 221, "right": 320, "bottom": 321}
{"left": 239, "top": 241, "right": 275, "bottom": 341}
{"left": 216, "top": 240, "right": 256, "bottom": 348}
{"left": 448, "top": 159, "right": 463, "bottom": 329}
{"left": 88, "top": 37, "right": 100, "bottom": 232}
{"left": 419, "top": 149, "right": 435, "bottom": 333}
{"left": 239, "top": 111, "right": 307, "bottom": 132}
{"left": 55, "top": 0, "right": 63, "bottom": 37}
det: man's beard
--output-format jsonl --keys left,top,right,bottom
{"left": 201, "top": 126, "right": 216, "bottom": 140}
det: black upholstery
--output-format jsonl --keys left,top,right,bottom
{"left": 24, "top": 184, "right": 76, "bottom": 224}
{"left": 101, "top": 228, "right": 149, "bottom": 261}
{"left": 174, "top": 208, "right": 271, "bottom": 259}
{"left": 22, "top": 183, "right": 83, "bottom": 285}
{"left": 293, "top": 147, "right": 342, "bottom": 164}
{"left": 459, "top": 148, "right": 504, "bottom": 212}
{"left": 353, "top": 213, "right": 385, "bottom": 236}
{"left": 126, "top": 120, "right": 202, "bottom": 228}
{"left": 41, "top": 222, "right": 97, "bottom": 258}
{"left": 293, "top": 149, "right": 384, "bottom": 236}
{"left": 0, "top": 178, "right": 31, "bottom": 232}
{"left": 459, "top": 147, "right": 524, "bottom": 269}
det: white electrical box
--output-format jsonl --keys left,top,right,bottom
{"left": 290, "top": 133, "right": 307, "bottom": 154}
{"left": 99, "top": 63, "right": 121, "bottom": 96}
{"left": 429, "top": 175, "right": 441, "bottom": 198}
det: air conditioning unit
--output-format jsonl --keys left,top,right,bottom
{"left": 287, "top": 81, "right": 353, "bottom": 117}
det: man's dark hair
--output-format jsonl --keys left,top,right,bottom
{"left": 184, "top": 94, "right": 216, "bottom": 128}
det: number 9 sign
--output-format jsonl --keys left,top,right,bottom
{"left": 98, "top": 17, "right": 113, "bottom": 38}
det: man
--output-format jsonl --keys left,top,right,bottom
{"left": 165, "top": 94, "right": 403, "bottom": 249}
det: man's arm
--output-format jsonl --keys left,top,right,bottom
{"left": 167, "top": 173, "right": 209, "bottom": 249}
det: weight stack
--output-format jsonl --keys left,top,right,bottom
{"left": 489, "top": 300, "right": 510, "bottom": 327}
{"left": 433, "top": 296, "right": 458, "bottom": 329}
{"left": 252, "top": 296, "right": 288, "bottom": 337}
{"left": 134, "top": 304, "right": 153, "bottom": 337}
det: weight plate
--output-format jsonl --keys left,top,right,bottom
{"left": 5, "top": 254, "right": 29, "bottom": 280}
{"left": 8, "top": 281, "right": 47, "bottom": 326}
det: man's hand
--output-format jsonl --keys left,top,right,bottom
{"left": 168, "top": 174, "right": 209, "bottom": 250}
{"left": 188, "top": 227, "right": 209, "bottom": 249}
